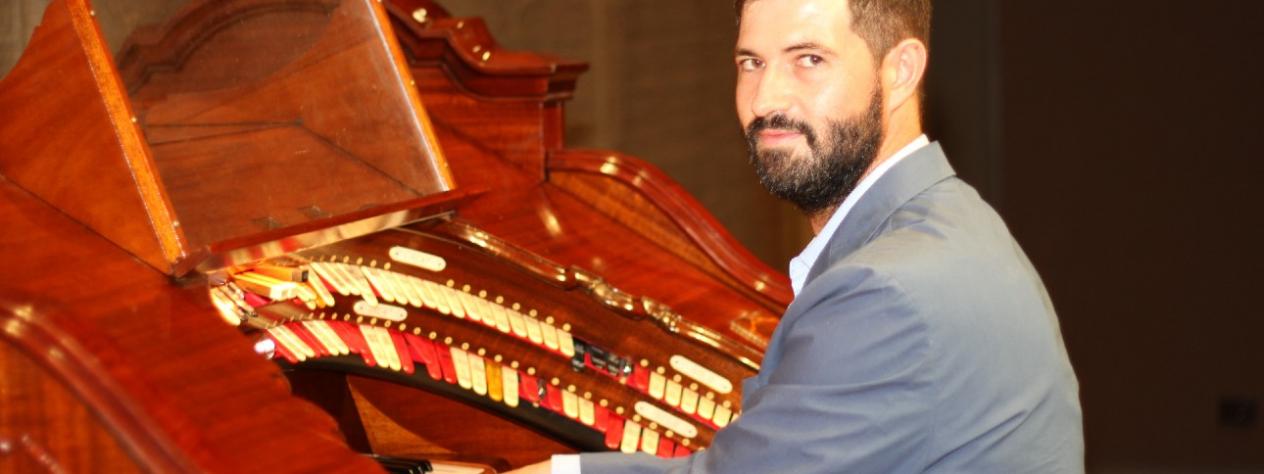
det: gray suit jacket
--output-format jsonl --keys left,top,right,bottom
{"left": 582, "top": 143, "right": 1084, "bottom": 473}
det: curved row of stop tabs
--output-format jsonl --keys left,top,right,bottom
{"left": 215, "top": 254, "right": 742, "bottom": 433}
{"left": 257, "top": 313, "right": 701, "bottom": 459}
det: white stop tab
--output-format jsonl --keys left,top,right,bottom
{"left": 389, "top": 246, "right": 447, "bottom": 272}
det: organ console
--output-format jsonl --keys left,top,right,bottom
{"left": 0, "top": 0, "right": 791, "bottom": 472}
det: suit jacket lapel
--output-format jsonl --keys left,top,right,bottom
{"left": 805, "top": 142, "right": 957, "bottom": 284}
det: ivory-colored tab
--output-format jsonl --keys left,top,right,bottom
{"left": 327, "top": 262, "right": 360, "bottom": 296}
{"left": 303, "top": 320, "right": 347, "bottom": 355}
{"left": 525, "top": 316, "right": 544, "bottom": 345}
{"left": 268, "top": 326, "right": 313, "bottom": 360}
{"left": 697, "top": 394, "right": 717, "bottom": 420}
{"left": 389, "top": 246, "right": 447, "bottom": 272}
{"left": 423, "top": 281, "right": 450, "bottom": 315}
{"left": 440, "top": 284, "right": 465, "bottom": 318}
{"left": 648, "top": 369, "right": 667, "bottom": 399}
{"left": 712, "top": 402, "right": 733, "bottom": 428}
{"left": 558, "top": 325, "right": 575, "bottom": 357}
{"left": 620, "top": 420, "right": 643, "bottom": 454}
{"left": 680, "top": 388, "right": 700, "bottom": 415}
{"left": 284, "top": 326, "right": 318, "bottom": 359}
{"left": 413, "top": 278, "right": 440, "bottom": 311}
{"left": 388, "top": 271, "right": 423, "bottom": 308}
{"left": 640, "top": 428, "right": 660, "bottom": 455}
{"left": 270, "top": 329, "right": 309, "bottom": 361}
{"left": 373, "top": 326, "right": 402, "bottom": 371}
{"left": 293, "top": 284, "right": 317, "bottom": 309}
{"left": 665, "top": 377, "right": 683, "bottom": 407}
{"left": 505, "top": 306, "right": 527, "bottom": 337}
{"left": 339, "top": 263, "right": 378, "bottom": 305}
{"left": 369, "top": 267, "right": 399, "bottom": 304}
{"left": 360, "top": 266, "right": 395, "bottom": 304}
{"left": 562, "top": 386, "right": 579, "bottom": 419}
{"left": 469, "top": 352, "right": 488, "bottom": 396}
{"left": 309, "top": 263, "right": 348, "bottom": 296}
{"left": 353, "top": 300, "right": 407, "bottom": 322}
{"left": 579, "top": 394, "right": 595, "bottom": 426}
{"left": 669, "top": 355, "right": 733, "bottom": 394}
{"left": 451, "top": 346, "right": 472, "bottom": 389}
{"left": 541, "top": 317, "right": 559, "bottom": 351}
{"left": 501, "top": 363, "right": 520, "bottom": 407}
{"left": 633, "top": 401, "right": 698, "bottom": 439}
{"left": 490, "top": 300, "right": 511, "bottom": 333}
{"left": 359, "top": 326, "right": 393, "bottom": 370}
{"left": 455, "top": 291, "right": 480, "bottom": 323}
{"left": 305, "top": 270, "right": 337, "bottom": 307}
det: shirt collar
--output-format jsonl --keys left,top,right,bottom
{"left": 787, "top": 134, "right": 931, "bottom": 295}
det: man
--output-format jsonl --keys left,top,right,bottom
{"left": 513, "top": 0, "right": 1083, "bottom": 471}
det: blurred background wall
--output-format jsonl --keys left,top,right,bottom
{"left": 3, "top": 0, "right": 1261, "bottom": 471}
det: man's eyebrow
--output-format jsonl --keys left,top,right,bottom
{"left": 735, "top": 47, "right": 759, "bottom": 57}
{"left": 784, "top": 42, "right": 832, "bottom": 54}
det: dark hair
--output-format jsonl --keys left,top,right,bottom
{"left": 735, "top": 0, "right": 932, "bottom": 61}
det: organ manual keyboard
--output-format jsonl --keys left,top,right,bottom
{"left": 0, "top": 0, "right": 791, "bottom": 471}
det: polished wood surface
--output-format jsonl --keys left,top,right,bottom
{"left": 115, "top": 0, "right": 454, "bottom": 260}
{"left": 0, "top": 177, "right": 381, "bottom": 472}
{"left": 0, "top": 0, "right": 187, "bottom": 274}
{"left": 0, "top": 0, "right": 793, "bottom": 471}
{"left": 0, "top": 343, "right": 142, "bottom": 474}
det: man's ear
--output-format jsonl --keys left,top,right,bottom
{"left": 880, "top": 38, "right": 928, "bottom": 113}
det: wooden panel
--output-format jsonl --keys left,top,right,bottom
{"left": 0, "top": 343, "right": 142, "bottom": 474}
{"left": 0, "top": 177, "right": 382, "bottom": 473}
{"left": 0, "top": 0, "right": 186, "bottom": 274}
{"left": 350, "top": 376, "right": 569, "bottom": 469}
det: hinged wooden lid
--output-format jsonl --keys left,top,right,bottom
{"left": 0, "top": 0, "right": 456, "bottom": 275}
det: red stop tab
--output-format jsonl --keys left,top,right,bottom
{"left": 286, "top": 323, "right": 328, "bottom": 357}
{"left": 545, "top": 384, "right": 564, "bottom": 413}
{"left": 405, "top": 333, "right": 443, "bottom": 380}
{"left": 436, "top": 344, "right": 458, "bottom": 384}
{"left": 389, "top": 330, "right": 414, "bottom": 374}
{"left": 520, "top": 372, "right": 541, "bottom": 403}
{"left": 632, "top": 363, "right": 650, "bottom": 391}
{"left": 604, "top": 415, "right": 625, "bottom": 450}
{"left": 656, "top": 437, "right": 675, "bottom": 458}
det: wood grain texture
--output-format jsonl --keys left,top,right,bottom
{"left": 118, "top": 0, "right": 453, "bottom": 251}
{"left": 0, "top": 0, "right": 187, "bottom": 274}
{"left": 0, "top": 343, "right": 142, "bottom": 474}
{"left": 0, "top": 177, "right": 383, "bottom": 472}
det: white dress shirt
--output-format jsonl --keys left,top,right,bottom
{"left": 551, "top": 134, "right": 931, "bottom": 474}
{"left": 787, "top": 134, "right": 930, "bottom": 295}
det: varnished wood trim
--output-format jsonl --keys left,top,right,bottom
{"left": 364, "top": 0, "right": 458, "bottom": 190}
{"left": 548, "top": 149, "right": 794, "bottom": 307}
{"left": 67, "top": 0, "right": 189, "bottom": 268}
{"left": 0, "top": 298, "right": 198, "bottom": 472}
{"left": 384, "top": 0, "right": 588, "bottom": 100}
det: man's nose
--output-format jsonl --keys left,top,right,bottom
{"left": 750, "top": 66, "right": 793, "bottom": 118}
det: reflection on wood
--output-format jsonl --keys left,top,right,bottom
{"left": 0, "top": 0, "right": 794, "bottom": 471}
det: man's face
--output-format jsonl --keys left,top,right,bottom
{"left": 736, "top": 0, "right": 885, "bottom": 214}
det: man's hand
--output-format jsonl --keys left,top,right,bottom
{"left": 502, "top": 459, "right": 551, "bottom": 474}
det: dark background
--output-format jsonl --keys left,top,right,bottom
{"left": 3, "top": 0, "right": 1261, "bottom": 471}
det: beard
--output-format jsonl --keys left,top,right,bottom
{"left": 745, "top": 88, "right": 884, "bottom": 216}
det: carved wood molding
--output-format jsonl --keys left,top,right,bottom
{"left": 0, "top": 298, "right": 197, "bottom": 472}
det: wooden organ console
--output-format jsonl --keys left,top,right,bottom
{"left": 0, "top": 0, "right": 792, "bottom": 472}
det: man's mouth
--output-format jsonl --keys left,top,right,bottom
{"left": 757, "top": 129, "right": 804, "bottom": 146}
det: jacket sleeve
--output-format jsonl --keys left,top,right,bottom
{"left": 580, "top": 264, "right": 936, "bottom": 473}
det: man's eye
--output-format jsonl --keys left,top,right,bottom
{"left": 796, "top": 54, "right": 824, "bottom": 68}
{"left": 737, "top": 58, "right": 763, "bottom": 72}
